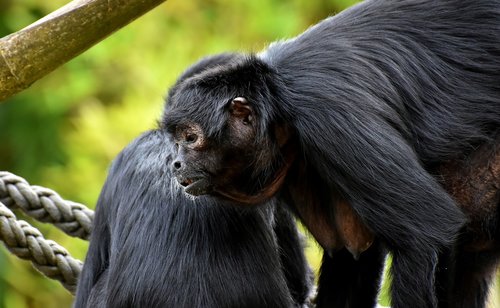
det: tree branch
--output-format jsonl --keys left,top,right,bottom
{"left": 0, "top": 0, "right": 167, "bottom": 102}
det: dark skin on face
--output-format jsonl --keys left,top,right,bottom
{"left": 172, "top": 97, "right": 290, "bottom": 201}
{"left": 171, "top": 96, "right": 374, "bottom": 257}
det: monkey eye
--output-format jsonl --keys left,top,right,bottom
{"left": 174, "top": 125, "right": 194, "bottom": 143}
{"left": 184, "top": 133, "right": 198, "bottom": 144}
{"left": 174, "top": 123, "right": 205, "bottom": 149}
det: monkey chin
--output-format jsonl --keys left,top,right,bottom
{"left": 211, "top": 164, "right": 291, "bottom": 206}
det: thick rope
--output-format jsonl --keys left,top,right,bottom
{"left": 0, "top": 172, "right": 94, "bottom": 239}
{"left": 0, "top": 201, "right": 82, "bottom": 293}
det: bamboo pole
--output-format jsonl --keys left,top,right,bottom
{"left": 0, "top": 0, "right": 167, "bottom": 102}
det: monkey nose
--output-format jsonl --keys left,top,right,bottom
{"left": 172, "top": 161, "right": 182, "bottom": 171}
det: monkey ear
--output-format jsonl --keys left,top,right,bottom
{"left": 229, "top": 97, "right": 253, "bottom": 124}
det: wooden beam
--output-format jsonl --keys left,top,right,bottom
{"left": 0, "top": 0, "right": 167, "bottom": 102}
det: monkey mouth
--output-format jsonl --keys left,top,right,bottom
{"left": 177, "top": 176, "right": 212, "bottom": 196}
{"left": 179, "top": 178, "right": 194, "bottom": 186}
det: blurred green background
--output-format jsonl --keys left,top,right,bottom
{"left": 0, "top": 0, "right": 498, "bottom": 307}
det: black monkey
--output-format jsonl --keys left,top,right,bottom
{"left": 73, "top": 129, "right": 313, "bottom": 308}
{"left": 162, "top": 1, "right": 500, "bottom": 307}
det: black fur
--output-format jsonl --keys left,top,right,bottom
{"left": 316, "top": 240, "right": 386, "bottom": 308}
{"left": 162, "top": 1, "right": 500, "bottom": 307}
{"left": 73, "top": 130, "right": 312, "bottom": 307}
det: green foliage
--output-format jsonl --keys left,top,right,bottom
{"left": 0, "top": 0, "right": 498, "bottom": 307}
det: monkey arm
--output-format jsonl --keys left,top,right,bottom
{"left": 293, "top": 110, "right": 466, "bottom": 308}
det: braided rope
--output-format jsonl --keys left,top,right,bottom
{"left": 0, "top": 201, "right": 83, "bottom": 293}
{"left": 0, "top": 172, "right": 94, "bottom": 239}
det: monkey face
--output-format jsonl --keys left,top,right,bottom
{"left": 168, "top": 97, "right": 257, "bottom": 197}
{"left": 162, "top": 55, "right": 296, "bottom": 205}
{"left": 167, "top": 95, "right": 293, "bottom": 205}
{"left": 170, "top": 122, "right": 216, "bottom": 196}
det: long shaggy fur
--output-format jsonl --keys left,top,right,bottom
{"left": 73, "top": 130, "right": 312, "bottom": 308}
{"left": 162, "top": 1, "right": 500, "bottom": 307}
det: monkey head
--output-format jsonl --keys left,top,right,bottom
{"left": 162, "top": 56, "right": 294, "bottom": 205}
